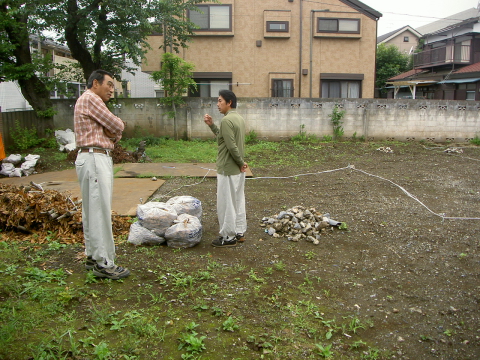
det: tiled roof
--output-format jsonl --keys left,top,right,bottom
{"left": 416, "top": 8, "right": 479, "bottom": 34}
{"left": 454, "top": 62, "right": 480, "bottom": 74}
{"left": 377, "top": 26, "right": 421, "bottom": 43}
{"left": 388, "top": 69, "right": 425, "bottom": 81}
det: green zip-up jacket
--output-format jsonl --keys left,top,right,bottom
{"left": 208, "top": 110, "right": 245, "bottom": 176}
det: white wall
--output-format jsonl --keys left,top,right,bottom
{"left": 0, "top": 82, "right": 32, "bottom": 112}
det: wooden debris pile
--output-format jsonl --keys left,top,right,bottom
{"left": 0, "top": 183, "right": 130, "bottom": 244}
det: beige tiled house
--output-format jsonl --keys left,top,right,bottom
{"left": 142, "top": 0, "right": 382, "bottom": 99}
{"left": 377, "top": 26, "right": 422, "bottom": 54}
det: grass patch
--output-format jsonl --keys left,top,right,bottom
{"left": 0, "top": 240, "right": 387, "bottom": 359}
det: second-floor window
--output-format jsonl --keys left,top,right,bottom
{"left": 266, "top": 21, "right": 289, "bottom": 32}
{"left": 189, "top": 5, "right": 231, "bottom": 31}
{"left": 272, "top": 79, "right": 294, "bottom": 97}
{"left": 317, "top": 18, "right": 360, "bottom": 34}
{"left": 404, "top": 36, "right": 409, "bottom": 42}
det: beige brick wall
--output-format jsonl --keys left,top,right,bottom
{"left": 143, "top": 0, "right": 379, "bottom": 98}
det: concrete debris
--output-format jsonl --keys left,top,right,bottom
{"left": 444, "top": 147, "right": 463, "bottom": 154}
{"left": 376, "top": 146, "right": 393, "bottom": 153}
{"left": 261, "top": 205, "right": 344, "bottom": 244}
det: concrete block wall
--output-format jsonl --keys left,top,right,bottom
{"left": 52, "top": 98, "right": 480, "bottom": 143}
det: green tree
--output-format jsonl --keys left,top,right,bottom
{"left": 151, "top": 52, "right": 196, "bottom": 140}
{"left": 376, "top": 43, "right": 412, "bottom": 95}
{"left": 0, "top": 0, "right": 207, "bottom": 117}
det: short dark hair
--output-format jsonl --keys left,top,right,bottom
{"left": 87, "top": 69, "right": 114, "bottom": 89}
{"left": 219, "top": 89, "right": 237, "bottom": 108}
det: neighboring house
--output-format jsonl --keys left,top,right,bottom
{"left": 386, "top": 10, "right": 480, "bottom": 100}
{"left": 377, "top": 25, "right": 422, "bottom": 54}
{"left": 121, "top": 59, "right": 160, "bottom": 98}
{"left": 142, "top": 0, "right": 382, "bottom": 99}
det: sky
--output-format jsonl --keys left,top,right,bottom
{"left": 361, "top": 0, "right": 479, "bottom": 35}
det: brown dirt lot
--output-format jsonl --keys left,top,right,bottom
{"left": 145, "top": 142, "right": 479, "bottom": 359}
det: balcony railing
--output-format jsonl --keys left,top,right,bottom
{"left": 413, "top": 44, "right": 471, "bottom": 68}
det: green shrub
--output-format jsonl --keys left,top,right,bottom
{"left": 10, "top": 120, "right": 43, "bottom": 151}
{"left": 245, "top": 129, "right": 258, "bottom": 144}
{"left": 471, "top": 136, "right": 480, "bottom": 146}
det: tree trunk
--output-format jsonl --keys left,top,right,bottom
{"left": 4, "top": 7, "right": 53, "bottom": 121}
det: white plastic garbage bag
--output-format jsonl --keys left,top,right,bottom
{"left": 127, "top": 221, "right": 166, "bottom": 246}
{"left": 55, "top": 129, "right": 76, "bottom": 152}
{"left": 165, "top": 214, "right": 202, "bottom": 248}
{"left": 137, "top": 202, "right": 177, "bottom": 237}
{"left": 166, "top": 196, "right": 202, "bottom": 221}
{"left": 0, "top": 163, "right": 15, "bottom": 176}
{"left": 3, "top": 154, "right": 22, "bottom": 165}
{"left": 21, "top": 154, "right": 40, "bottom": 176}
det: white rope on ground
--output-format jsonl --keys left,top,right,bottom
{"left": 155, "top": 163, "right": 480, "bottom": 221}
{"left": 349, "top": 166, "right": 480, "bottom": 221}
{"left": 155, "top": 168, "right": 213, "bottom": 199}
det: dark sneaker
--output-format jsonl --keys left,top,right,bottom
{"left": 85, "top": 256, "right": 95, "bottom": 270}
{"left": 235, "top": 233, "right": 245, "bottom": 243}
{"left": 211, "top": 236, "right": 237, "bottom": 247}
{"left": 93, "top": 264, "right": 131, "bottom": 279}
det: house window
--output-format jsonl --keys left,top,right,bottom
{"left": 266, "top": 21, "right": 289, "bottom": 32}
{"left": 272, "top": 79, "right": 294, "bottom": 97}
{"left": 404, "top": 36, "right": 409, "bottom": 42}
{"left": 321, "top": 80, "right": 361, "bottom": 98}
{"left": 317, "top": 18, "right": 360, "bottom": 33}
{"left": 189, "top": 5, "right": 231, "bottom": 31}
{"left": 459, "top": 83, "right": 476, "bottom": 100}
{"left": 189, "top": 79, "right": 231, "bottom": 97}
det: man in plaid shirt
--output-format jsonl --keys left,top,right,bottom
{"left": 74, "top": 69, "right": 130, "bottom": 280}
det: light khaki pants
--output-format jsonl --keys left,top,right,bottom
{"left": 217, "top": 173, "right": 247, "bottom": 240}
{"left": 75, "top": 152, "right": 116, "bottom": 268}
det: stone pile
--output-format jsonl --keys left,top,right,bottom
{"left": 261, "top": 205, "right": 343, "bottom": 245}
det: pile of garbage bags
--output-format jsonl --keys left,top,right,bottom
{"left": 0, "top": 154, "right": 40, "bottom": 177}
{"left": 128, "top": 196, "right": 203, "bottom": 248}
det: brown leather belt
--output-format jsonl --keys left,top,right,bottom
{"left": 78, "top": 147, "right": 111, "bottom": 156}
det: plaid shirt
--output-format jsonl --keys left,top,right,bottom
{"left": 74, "top": 89, "right": 124, "bottom": 149}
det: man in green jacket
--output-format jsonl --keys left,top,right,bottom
{"left": 204, "top": 90, "right": 247, "bottom": 247}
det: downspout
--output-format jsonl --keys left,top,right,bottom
{"left": 299, "top": 0, "right": 303, "bottom": 97}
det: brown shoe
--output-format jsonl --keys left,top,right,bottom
{"left": 236, "top": 233, "right": 245, "bottom": 243}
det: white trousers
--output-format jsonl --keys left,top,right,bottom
{"left": 217, "top": 173, "right": 247, "bottom": 239}
{"left": 75, "top": 152, "right": 116, "bottom": 267}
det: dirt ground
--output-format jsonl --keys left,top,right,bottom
{"left": 150, "top": 142, "right": 480, "bottom": 359}
{"left": 3, "top": 141, "right": 479, "bottom": 359}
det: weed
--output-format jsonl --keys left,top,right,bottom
{"left": 222, "top": 316, "right": 239, "bottom": 332}
{"left": 470, "top": 135, "right": 480, "bottom": 145}
{"left": 361, "top": 347, "right": 380, "bottom": 359}
{"left": 350, "top": 340, "right": 367, "bottom": 349}
{"left": 329, "top": 104, "right": 345, "bottom": 140}
{"left": 315, "top": 343, "right": 333, "bottom": 358}
{"left": 458, "top": 252, "right": 468, "bottom": 259}
{"left": 304, "top": 250, "right": 316, "bottom": 260}
{"left": 245, "top": 129, "right": 258, "bottom": 144}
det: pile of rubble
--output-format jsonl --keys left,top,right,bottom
{"left": 0, "top": 183, "right": 130, "bottom": 243}
{"left": 261, "top": 206, "right": 344, "bottom": 245}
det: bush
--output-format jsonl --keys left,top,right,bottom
{"left": 245, "top": 129, "right": 258, "bottom": 144}
{"left": 10, "top": 120, "right": 43, "bottom": 151}
{"left": 470, "top": 136, "right": 480, "bottom": 146}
